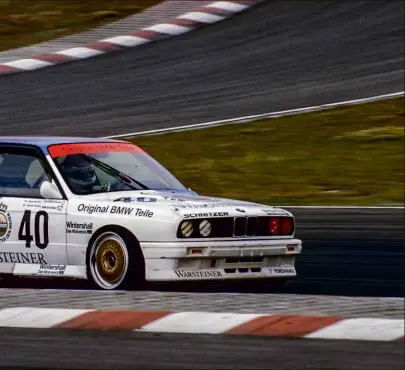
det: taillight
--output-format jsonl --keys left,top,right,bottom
{"left": 268, "top": 217, "right": 294, "bottom": 235}
{"left": 269, "top": 217, "right": 280, "bottom": 234}
{"left": 281, "top": 217, "right": 294, "bottom": 234}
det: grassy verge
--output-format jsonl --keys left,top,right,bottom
{"left": 130, "top": 97, "right": 404, "bottom": 206}
{"left": 0, "top": 0, "right": 161, "bottom": 51}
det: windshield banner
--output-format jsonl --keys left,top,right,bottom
{"left": 48, "top": 142, "right": 144, "bottom": 158}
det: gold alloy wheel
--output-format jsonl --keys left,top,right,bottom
{"left": 95, "top": 237, "right": 127, "bottom": 285}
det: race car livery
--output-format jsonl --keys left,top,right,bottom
{"left": 0, "top": 136, "right": 302, "bottom": 290}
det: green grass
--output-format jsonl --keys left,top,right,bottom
{"left": 0, "top": 0, "right": 161, "bottom": 51}
{"left": 129, "top": 97, "right": 405, "bottom": 206}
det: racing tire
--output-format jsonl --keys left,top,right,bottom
{"left": 86, "top": 228, "right": 145, "bottom": 290}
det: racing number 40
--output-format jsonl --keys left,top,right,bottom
{"left": 18, "top": 210, "right": 49, "bottom": 249}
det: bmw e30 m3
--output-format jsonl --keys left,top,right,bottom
{"left": 0, "top": 136, "right": 302, "bottom": 290}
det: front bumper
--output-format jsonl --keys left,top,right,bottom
{"left": 141, "top": 238, "right": 302, "bottom": 282}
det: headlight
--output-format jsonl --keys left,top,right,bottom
{"left": 180, "top": 221, "right": 193, "bottom": 237}
{"left": 199, "top": 220, "right": 212, "bottom": 237}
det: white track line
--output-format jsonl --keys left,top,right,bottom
{"left": 104, "top": 91, "right": 404, "bottom": 139}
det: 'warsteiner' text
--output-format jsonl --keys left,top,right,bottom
{"left": 0, "top": 252, "right": 47, "bottom": 264}
{"left": 174, "top": 270, "right": 223, "bottom": 278}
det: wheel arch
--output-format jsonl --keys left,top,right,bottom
{"left": 86, "top": 224, "right": 146, "bottom": 281}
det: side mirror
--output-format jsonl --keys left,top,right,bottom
{"left": 40, "top": 180, "right": 63, "bottom": 199}
{"left": 188, "top": 188, "right": 198, "bottom": 195}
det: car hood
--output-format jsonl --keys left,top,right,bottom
{"left": 80, "top": 190, "right": 292, "bottom": 218}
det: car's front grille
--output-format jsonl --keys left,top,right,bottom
{"left": 233, "top": 216, "right": 262, "bottom": 237}
{"left": 233, "top": 217, "right": 246, "bottom": 236}
{"left": 177, "top": 215, "right": 294, "bottom": 239}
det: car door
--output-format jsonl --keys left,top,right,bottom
{"left": 0, "top": 144, "right": 68, "bottom": 272}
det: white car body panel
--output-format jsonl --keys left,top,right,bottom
{"left": 0, "top": 138, "right": 303, "bottom": 285}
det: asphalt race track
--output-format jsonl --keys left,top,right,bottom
{"left": 0, "top": 1, "right": 403, "bottom": 136}
{"left": 0, "top": 328, "right": 403, "bottom": 369}
{"left": 287, "top": 207, "right": 404, "bottom": 297}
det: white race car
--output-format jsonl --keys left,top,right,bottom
{"left": 0, "top": 136, "right": 302, "bottom": 290}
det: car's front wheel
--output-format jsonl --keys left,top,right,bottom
{"left": 87, "top": 229, "right": 144, "bottom": 290}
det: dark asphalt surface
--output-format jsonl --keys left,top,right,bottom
{"left": 286, "top": 207, "right": 404, "bottom": 297}
{"left": 0, "top": 328, "right": 403, "bottom": 369}
{"left": 0, "top": 1, "right": 403, "bottom": 136}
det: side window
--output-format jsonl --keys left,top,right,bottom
{"left": 26, "top": 158, "right": 48, "bottom": 188}
{"left": 0, "top": 151, "right": 51, "bottom": 198}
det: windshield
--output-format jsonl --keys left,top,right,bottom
{"left": 48, "top": 142, "right": 187, "bottom": 195}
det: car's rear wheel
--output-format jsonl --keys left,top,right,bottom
{"left": 87, "top": 229, "right": 144, "bottom": 290}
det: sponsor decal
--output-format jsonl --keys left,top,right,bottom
{"left": 48, "top": 142, "right": 144, "bottom": 158}
{"left": 110, "top": 205, "right": 134, "bottom": 215}
{"left": 66, "top": 221, "right": 93, "bottom": 234}
{"left": 114, "top": 197, "right": 132, "bottom": 203}
{"left": 183, "top": 212, "right": 229, "bottom": 219}
{"left": 78, "top": 204, "right": 109, "bottom": 214}
{"left": 0, "top": 202, "right": 12, "bottom": 243}
{"left": 77, "top": 203, "right": 153, "bottom": 217}
{"left": 110, "top": 206, "right": 153, "bottom": 217}
{"left": 23, "top": 199, "right": 65, "bottom": 211}
{"left": 42, "top": 200, "right": 65, "bottom": 211}
{"left": 162, "top": 196, "right": 186, "bottom": 202}
{"left": 136, "top": 197, "right": 157, "bottom": 203}
{"left": 174, "top": 270, "right": 223, "bottom": 279}
{"left": 272, "top": 267, "right": 295, "bottom": 274}
{"left": 176, "top": 202, "right": 260, "bottom": 209}
{"left": 133, "top": 208, "right": 153, "bottom": 217}
{"left": 22, "top": 199, "right": 41, "bottom": 208}
{"left": 0, "top": 252, "right": 47, "bottom": 264}
{"left": 37, "top": 264, "right": 66, "bottom": 276}
{"left": 262, "top": 209, "right": 289, "bottom": 216}
{"left": 115, "top": 196, "right": 157, "bottom": 203}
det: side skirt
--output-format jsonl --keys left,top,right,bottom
{"left": 0, "top": 263, "right": 87, "bottom": 279}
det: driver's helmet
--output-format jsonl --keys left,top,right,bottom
{"left": 59, "top": 155, "right": 97, "bottom": 191}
